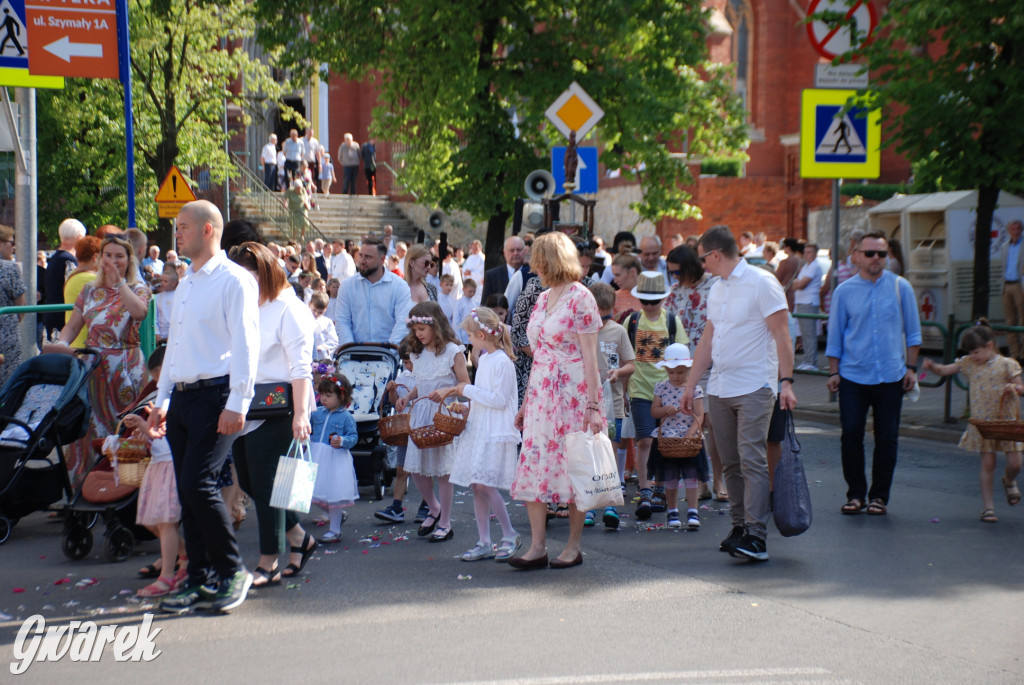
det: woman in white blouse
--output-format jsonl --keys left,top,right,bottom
{"left": 229, "top": 242, "right": 317, "bottom": 587}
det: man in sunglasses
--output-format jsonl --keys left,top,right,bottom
{"left": 825, "top": 232, "right": 921, "bottom": 518}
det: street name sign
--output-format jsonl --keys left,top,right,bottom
{"left": 800, "top": 88, "right": 880, "bottom": 179}
{"left": 26, "top": 0, "right": 119, "bottom": 78}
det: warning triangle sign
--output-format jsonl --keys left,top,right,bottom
{"left": 816, "top": 112, "right": 866, "bottom": 157}
{"left": 154, "top": 166, "right": 197, "bottom": 203}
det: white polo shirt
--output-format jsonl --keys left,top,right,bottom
{"left": 706, "top": 258, "right": 788, "bottom": 398}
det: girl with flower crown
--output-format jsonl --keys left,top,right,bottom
{"left": 310, "top": 374, "right": 359, "bottom": 543}
{"left": 394, "top": 301, "right": 469, "bottom": 543}
{"left": 428, "top": 306, "right": 521, "bottom": 561}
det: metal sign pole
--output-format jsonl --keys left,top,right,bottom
{"left": 116, "top": 0, "right": 136, "bottom": 229}
{"left": 14, "top": 87, "right": 36, "bottom": 359}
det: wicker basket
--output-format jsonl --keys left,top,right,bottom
{"left": 379, "top": 384, "right": 410, "bottom": 447}
{"left": 657, "top": 416, "right": 703, "bottom": 459}
{"left": 113, "top": 423, "right": 150, "bottom": 487}
{"left": 969, "top": 395, "right": 1024, "bottom": 442}
{"left": 409, "top": 399, "right": 455, "bottom": 448}
{"left": 433, "top": 389, "right": 470, "bottom": 436}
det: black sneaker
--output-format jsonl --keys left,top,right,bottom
{"left": 730, "top": 534, "right": 769, "bottom": 562}
{"left": 719, "top": 526, "right": 745, "bottom": 553}
{"left": 159, "top": 582, "right": 217, "bottom": 614}
{"left": 209, "top": 569, "right": 254, "bottom": 613}
{"left": 651, "top": 489, "right": 667, "bottom": 513}
{"left": 635, "top": 490, "right": 653, "bottom": 521}
{"left": 374, "top": 504, "right": 405, "bottom": 523}
{"left": 414, "top": 501, "right": 429, "bottom": 523}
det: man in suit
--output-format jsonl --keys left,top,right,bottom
{"left": 1003, "top": 219, "right": 1024, "bottom": 362}
{"left": 481, "top": 235, "right": 526, "bottom": 302}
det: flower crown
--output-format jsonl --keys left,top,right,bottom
{"left": 323, "top": 375, "right": 346, "bottom": 391}
{"left": 313, "top": 361, "right": 336, "bottom": 375}
{"left": 471, "top": 309, "right": 501, "bottom": 336}
{"left": 407, "top": 315, "right": 434, "bottom": 325}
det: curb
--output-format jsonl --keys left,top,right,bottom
{"left": 793, "top": 408, "right": 965, "bottom": 444}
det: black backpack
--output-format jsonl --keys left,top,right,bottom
{"left": 626, "top": 311, "right": 678, "bottom": 351}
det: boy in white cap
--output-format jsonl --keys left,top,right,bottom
{"left": 625, "top": 271, "right": 689, "bottom": 519}
{"left": 650, "top": 343, "right": 705, "bottom": 529}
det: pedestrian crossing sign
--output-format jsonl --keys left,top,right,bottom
{"left": 800, "top": 88, "right": 880, "bottom": 179}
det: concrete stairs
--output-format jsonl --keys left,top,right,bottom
{"left": 232, "top": 192, "right": 420, "bottom": 245}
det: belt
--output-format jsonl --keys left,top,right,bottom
{"left": 1007, "top": 280, "right": 1021, "bottom": 285}
{"left": 174, "top": 376, "right": 229, "bottom": 392}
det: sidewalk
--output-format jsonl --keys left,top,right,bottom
{"left": 789, "top": 368, "right": 969, "bottom": 442}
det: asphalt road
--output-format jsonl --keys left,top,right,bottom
{"left": 0, "top": 421, "right": 1021, "bottom": 684}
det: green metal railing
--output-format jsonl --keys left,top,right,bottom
{"left": 229, "top": 152, "right": 326, "bottom": 244}
{"left": 0, "top": 302, "right": 157, "bottom": 360}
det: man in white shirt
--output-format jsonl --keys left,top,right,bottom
{"left": 149, "top": 200, "right": 260, "bottom": 615}
{"left": 329, "top": 237, "right": 355, "bottom": 282}
{"left": 282, "top": 129, "right": 305, "bottom": 186}
{"left": 792, "top": 243, "right": 823, "bottom": 371}
{"left": 683, "top": 225, "right": 796, "bottom": 563}
{"left": 302, "top": 128, "right": 323, "bottom": 193}
{"left": 260, "top": 133, "right": 278, "bottom": 190}
{"left": 461, "top": 240, "right": 485, "bottom": 304}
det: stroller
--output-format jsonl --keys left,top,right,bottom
{"left": 61, "top": 386, "right": 157, "bottom": 563}
{"left": 333, "top": 343, "right": 399, "bottom": 500}
{"left": 0, "top": 349, "right": 101, "bottom": 545}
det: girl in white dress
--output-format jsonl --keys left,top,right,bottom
{"left": 430, "top": 307, "right": 521, "bottom": 562}
{"left": 310, "top": 374, "right": 359, "bottom": 543}
{"left": 395, "top": 302, "right": 470, "bottom": 543}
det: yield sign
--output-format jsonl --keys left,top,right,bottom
{"left": 806, "top": 0, "right": 878, "bottom": 62}
{"left": 26, "top": 0, "right": 119, "bottom": 79}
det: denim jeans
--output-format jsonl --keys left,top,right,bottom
{"left": 838, "top": 378, "right": 903, "bottom": 504}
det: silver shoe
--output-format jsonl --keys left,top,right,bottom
{"left": 493, "top": 534, "right": 522, "bottom": 562}
{"left": 460, "top": 542, "right": 496, "bottom": 561}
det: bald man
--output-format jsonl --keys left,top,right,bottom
{"left": 150, "top": 200, "right": 260, "bottom": 615}
{"left": 481, "top": 235, "right": 526, "bottom": 302}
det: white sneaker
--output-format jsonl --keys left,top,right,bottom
{"left": 796, "top": 363, "right": 816, "bottom": 372}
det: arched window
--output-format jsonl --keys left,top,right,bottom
{"left": 725, "top": 0, "right": 752, "bottom": 114}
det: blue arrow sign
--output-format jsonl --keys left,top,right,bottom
{"left": 552, "top": 146, "right": 598, "bottom": 194}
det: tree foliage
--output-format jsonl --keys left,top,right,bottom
{"left": 815, "top": 0, "right": 1024, "bottom": 317}
{"left": 37, "top": 0, "right": 293, "bottom": 244}
{"left": 254, "top": 1, "right": 747, "bottom": 261}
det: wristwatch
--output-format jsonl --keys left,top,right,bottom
{"left": 906, "top": 364, "right": 918, "bottom": 372}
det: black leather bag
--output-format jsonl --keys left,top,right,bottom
{"left": 247, "top": 382, "right": 294, "bottom": 419}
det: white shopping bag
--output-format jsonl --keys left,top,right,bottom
{"left": 566, "top": 429, "right": 624, "bottom": 512}
{"left": 270, "top": 439, "right": 318, "bottom": 513}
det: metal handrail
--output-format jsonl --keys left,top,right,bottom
{"left": 378, "top": 161, "right": 418, "bottom": 201}
{"left": 229, "top": 152, "right": 327, "bottom": 244}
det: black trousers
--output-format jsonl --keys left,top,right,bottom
{"left": 235, "top": 416, "right": 299, "bottom": 556}
{"left": 166, "top": 383, "right": 243, "bottom": 586}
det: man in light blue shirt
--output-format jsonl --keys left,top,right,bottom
{"left": 336, "top": 237, "right": 412, "bottom": 347}
{"left": 826, "top": 232, "right": 921, "bottom": 517}
{"left": 1001, "top": 219, "right": 1024, "bottom": 362}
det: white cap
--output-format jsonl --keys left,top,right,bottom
{"left": 655, "top": 343, "right": 693, "bottom": 369}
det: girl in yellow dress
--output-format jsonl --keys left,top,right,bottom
{"left": 924, "top": 322, "right": 1024, "bottom": 523}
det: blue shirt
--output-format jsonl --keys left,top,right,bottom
{"left": 825, "top": 270, "right": 922, "bottom": 385}
{"left": 336, "top": 269, "right": 412, "bottom": 346}
{"left": 1006, "top": 240, "right": 1021, "bottom": 282}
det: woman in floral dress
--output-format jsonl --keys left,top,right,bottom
{"left": 510, "top": 232, "right": 604, "bottom": 570}
{"left": 0, "top": 225, "right": 26, "bottom": 387}
{"left": 45, "top": 236, "right": 151, "bottom": 488}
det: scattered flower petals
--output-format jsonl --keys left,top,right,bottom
{"left": 457, "top": 574, "right": 472, "bottom": 580}
{"left": 929, "top": 518, "right": 940, "bottom": 523}
{"left": 54, "top": 578, "right": 72, "bottom": 585}
{"left": 12, "top": 588, "right": 24, "bottom": 593}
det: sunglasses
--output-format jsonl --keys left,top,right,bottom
{"left": 699, "top": 248, "right": 721, "bottom": 263}
{"left": 860, "top": 250, "right": 888, "bottom": 258}
{"left": 638, "top": 298, "right": 664, "bottom": 306}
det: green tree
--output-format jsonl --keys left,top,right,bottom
{"left": 815, "top": 1, "right": 1024, "bottom": 318}
{"left": 254, "top": 1, "right": 747, "bottom": 264}
{"left": 37, "top": 0, "right": 294, "bottom": 245}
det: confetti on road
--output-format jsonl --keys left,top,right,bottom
{"left": 75, "top": 578, "right": 97, "bottom": 589}
{"left": 930, "top": 518, "right": 940, "bottom": 523}
{"left": 54, "top": 577, "right": 72, "bottom": 585}
{"left": 457, "top": 574, "right": 472, "bottom": 580}
{"left": 12, "top": 588, "right": 24, "bottom": 593}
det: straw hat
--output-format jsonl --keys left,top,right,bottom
{"left": 630, "top": 270, "right": 672, "bottom": 300}
{"left": 655, "top": 343, "right": 693, "bottom": 369}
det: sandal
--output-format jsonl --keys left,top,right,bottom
{"left": 417, "top": 512, "right": 439, "bottom": 537}
{"left": 980, "top": 509, "right": 999, "bottom": 523}
{"left": 320, "top": 531, "right": 342, "bottom": 544}
{"left": 583, "top": 511, "right": 595, "bottom": 527}
{"left": 252, "top": 565, "right": 281, "bottom": 588}
{"left": 428, "top": 525, "right": 453, "bottom": 543}
{"left": 137, "top": 576, "right": 176, "bottom": 598}
{"left": 282, "top": 533, "right": 318, "bottom": 577}
{"left": 866, "top": 499, "right": 887, "bottom": 516}
{"left": 1002, "top": 478, "right": 1022, "bottom": 506}
{"left": 554, "top": 504, "right": 570, "bottom": 519}
{"left": 137, "top": 562, "right": 162, "bottom": 579}
{"left": 546, "top": 505, "right": 557, "bottom": 520}
{"left": 841, "top": 498, "right": 866, "bottom": 515}
{"left": 713, "top": 491, "right": 729, "bottom": 502}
